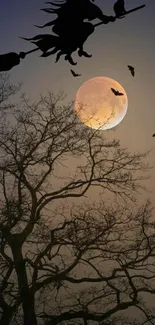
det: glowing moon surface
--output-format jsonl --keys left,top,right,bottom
{"left": 74, "top": 77, "right": 128, "bottom": 130}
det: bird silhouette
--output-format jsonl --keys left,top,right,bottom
{"left": 152, "top": 134, "right": 155, "bottom": 137}
{"left": 70, "top": 69, "right": 81, "bottom": 77}
{"left": 128, "top": 65, "right": 135, "bottom": 77}
{"left": 111, "top": 88, "right": 124, "bottom": 96}
{"left": 113, "top": 0, "right": 126, "bottom": 18}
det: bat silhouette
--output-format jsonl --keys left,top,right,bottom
{"left": 70, "top": 69, "right": 81, "bottom": 77}
{"left": 128, "top": 65, "right": 135, "bottom": 77}
{"left": 111, "top": 88, "right": 124, "bottom": 96}
{"left": 152, "top": 134, "right": 155, "bottom": 137}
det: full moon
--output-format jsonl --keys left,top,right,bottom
{"left": 74, "top": 77, "right": 128, "bottom": 130}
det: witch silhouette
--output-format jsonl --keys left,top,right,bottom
{"left": 0, "top": 1, "right": 146, "bottom": 71}
{"left": 21, "top": 0, "right": 115, "bottom": 65}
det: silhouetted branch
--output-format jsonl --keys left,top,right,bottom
{"left": 0, "top": 91, "right": 155, "bottom": 325}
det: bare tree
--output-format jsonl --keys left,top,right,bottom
{"left": 0, "top": 73, "right": 21, "bottom": 111}
{"left": 37, "top": 200, "right": 155, "bottom": 325}
{"left": 0, "top": 86, "right": 155, "bottom": 325}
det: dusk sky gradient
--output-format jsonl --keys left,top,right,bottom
{"left": 0, "top": 0, "right": 155, "bottom": 202}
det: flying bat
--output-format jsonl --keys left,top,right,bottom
{"left": 128, "top": 65, "right": 135, "bottom": 77}
{"left": 70, "top": 69, "right": 81, "bottom": 77}
{"left": 111, "top": 88, "right": 124, "bottom": 96}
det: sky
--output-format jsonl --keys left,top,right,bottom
{"left": 0, "top": 0, "right": 155, "bottom": 202}
{"left": 0, "top": 2, "right": 155, "bottom": 321}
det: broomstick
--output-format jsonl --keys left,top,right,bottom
{"left": 94, "top": 5, "right": 146, "bottom": 28}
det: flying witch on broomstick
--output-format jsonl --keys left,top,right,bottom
{"left": 0, "top": 0, "right": 146, "bottom": 72}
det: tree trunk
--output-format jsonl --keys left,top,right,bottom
{"left": 0, "top": 293, "right": 16, "bottom": 325}
{"left": 0, "top": 311, "right": 14, "bottom": 325}
{"left": 22, "top": 291, "right": 37, "bottom": 325}
{"left": 11, "top": 240, "right": 38, "bottom": 325}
